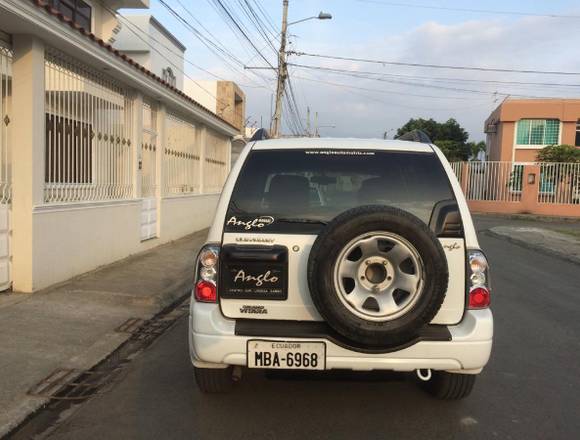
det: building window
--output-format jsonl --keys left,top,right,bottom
{"left": 49, "top": 0, "right": 92, "bottom": 30}
{"left": 576, "top": 120, "right": 580, "bottom": 147}
{"left": 516, "top": 119, "right": 560, "bottom": 146}
{"left": 162, "top": 67, "right": 176, "bottom": 87}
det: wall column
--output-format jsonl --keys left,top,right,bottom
{"left": 132, "top": 92, "right": 143, "bottom": 199}
{"left": 11, "top": 35, "right": 45, "bottom": 293}
{"left": 155, "top": 103, "right": 166, "bottom": 236}
{"left": 198, "top": 126, "right": 207, "bottom": 194}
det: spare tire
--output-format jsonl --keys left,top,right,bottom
{"left": 307, "top": 205, "right": 448, "bottom": 347}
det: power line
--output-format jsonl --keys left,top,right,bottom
{"left": 357, "top": 0, "right": 580, "bottom": 20}
{"left": 288, "top": 63, "right": 580, "bottom": 91}
{"left": 289, "top": 51, "right": 580, "bottom": 76}
{"left": 96, "top": 0, "right": 230, "bottom": 107}
{"left": 288, "top": 63, "right": 573, "bottom": 99}
{"left": 160, "top": 0, "right": 272, "bottom": 90}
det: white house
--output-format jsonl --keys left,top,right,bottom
{"left": 0, "top": 0, "right": 238, "bottom": 292}
{"left": 113, "top": 14, "right": 185, "bottom": 90}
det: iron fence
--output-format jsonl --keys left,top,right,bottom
{"left": 451, "top": 161, "right": 580, "bottom": 205}
{"left": 0, "top": 43, "right": 11, "bottom": 204}
{"left": 44, "top": 48, "right": 134, "bottom": 203}
{"left": 163, "top": 112, "right": 200, "bottom": 195}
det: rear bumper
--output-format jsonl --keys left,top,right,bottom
{"left": 189, "top": 302, "right": 493, "bottom": 373}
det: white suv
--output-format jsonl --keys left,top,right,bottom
{"left": 189, "top": 137, "right": 493, "bottom": 400}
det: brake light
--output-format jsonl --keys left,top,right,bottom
{"left": 469, "top": 286, "right": 490, "bottom": 308}
{"left": 194, "top": 244, "right": 220, "bottom": 303}
{"left": 195, "top": 280, "right": 217, "bottom": 302}
{"left": 467, "top": 250, "right": 490, "bottom": 309}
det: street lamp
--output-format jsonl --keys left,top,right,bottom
{"left": 271, "top": 5, "right": 333, "bottom": 138}
{"left": 288, "top": 11, "right": 333, "bottom": 27}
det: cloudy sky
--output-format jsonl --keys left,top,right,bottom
{"left": 123, "top": 0, "right": 580, "bottom": 141}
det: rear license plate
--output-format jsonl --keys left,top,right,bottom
{"left": 247, "top": 340, "right": 326, "bottom": 370}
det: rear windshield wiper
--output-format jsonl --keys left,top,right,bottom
{"left": 275, "top": 217, "right": 327, "bottom": 226}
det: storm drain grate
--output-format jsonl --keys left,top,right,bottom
{"left": 115, "top": 317, "right": 146, "bottom": 334}
{"left": 27, "top": 366, "right": 125, "bottom": 401}
{"left": 128, "top": 318, "right": 174, "bottom": 342}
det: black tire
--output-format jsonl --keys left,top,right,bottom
{"left": 420, "top": 371, "right": 477, "bottom": 400}
{"left": 194, "top": 366, "right": 234, "bottom": 393}
{"left": 307, "top": 205, "right": 448, "bottom": 347}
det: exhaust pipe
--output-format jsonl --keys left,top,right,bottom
{"left": 416, "top": 369, "right": 432, "bottom": 381}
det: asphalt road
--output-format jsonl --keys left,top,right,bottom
{"left": 30, "top": 217, "right": 580, "bottom": 439}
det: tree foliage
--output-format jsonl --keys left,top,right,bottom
{"left": 466, "top": 141, "right": 486, "bottom": 160}
{"left": 536, "top": 144, "right": 580, "bottom": 163}
{"left": 396, "top": 118, "right": 471, "bottom": 161}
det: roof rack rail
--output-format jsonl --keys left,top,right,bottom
{"left": 396, "top": 129, "right": 432, "bottom": 144}
{"left": 249, "top": 128, "right": 270, "bottom": 142}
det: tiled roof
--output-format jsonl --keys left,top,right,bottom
{"left": 31, "top": 0, "right": 238, "bottom": 132}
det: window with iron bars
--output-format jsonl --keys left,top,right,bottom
{"left": 44, "top": 48, "right": 134, "bottom": 203}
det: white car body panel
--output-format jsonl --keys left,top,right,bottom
{"left": 220, "top": 233, "right": 466, "bottom": 324}
{"left": 194, "top": 137, "right": 493, "bottom": 373}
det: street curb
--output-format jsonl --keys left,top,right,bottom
{"left": 485, "top": 229, "right": 580, "bottom": 266}
{"left": 475, "top": 212, "right": 580, "bottom": 224}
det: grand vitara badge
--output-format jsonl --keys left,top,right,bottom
{"left": 226, "top": 215, "right": 275, "bottom": 231}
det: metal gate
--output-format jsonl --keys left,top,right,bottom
{"left": 140, "top": 102, "right": 157, "bottom": 240}
{"left": 0, "top": 43, "right": 12, "bottom": 291}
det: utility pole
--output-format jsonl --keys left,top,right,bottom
{"left": 271, "top": 0, "right": 289, "bottom": 138}
{"left": 306, "top": 106, "right": 311, "bottom": 136}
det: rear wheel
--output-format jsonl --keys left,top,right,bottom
{"left": 420, "top": 371, "right": 477, "bottom": 400}
{"left": 194, "top": 366, "right": 235, "bottom": 393}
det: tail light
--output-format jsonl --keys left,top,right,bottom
{"left": 194, "top": 244, "right": 220, "bottom": 303}
{"left": 467, "top": 250, "right": 490, "bottom": 309}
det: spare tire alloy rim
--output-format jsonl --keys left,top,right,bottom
{"left": 333, "top": 232, "right": 425, "bottom": 322}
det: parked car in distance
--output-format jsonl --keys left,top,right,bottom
{"left": 189, "top": 137, "right": 493, "bottom": 400}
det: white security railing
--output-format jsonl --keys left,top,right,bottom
{"left": 0, "top": 44, "right": 11, "bottom": 205}
{"left": 142, "top": 102, "right": 157, "bottom": 198}
{"left": 537, "top": 162, "right": 580, "bottom": 205}
{"left": 44, "top": 48, "right": 134, "bottom": 203}
{"left": 203, "top": 130, "right": 229, "bottom": 193}
{"left": 164, "top": 112, "right": 200, "bottom": 195}
{"left": 451, "top": 161, "right": 524, "bottom": 202}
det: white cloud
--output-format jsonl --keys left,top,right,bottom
{"left": 236, "top": 15, "right": 580, "bottom": 140}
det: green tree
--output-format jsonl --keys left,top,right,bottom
{"left": 466, "top": 141, "right": 486, "bottom": 160}
{"left": 396, "top": 118, "right": 469, "bottom": 144}
{"left": 434, "top": 140, "right": 471, "bottom": 162}
{"left": 396, "top": 117, "right": 471, "bottom": 161}
{"left": 536, "top": 144, "right": 580, "bottom": 163}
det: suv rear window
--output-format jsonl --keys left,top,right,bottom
{"left": 226, "top": 149, "right": 455, "bottom": 231}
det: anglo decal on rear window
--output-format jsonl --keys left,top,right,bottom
{"left": 226, "top": 215, "right": 275, "bottom": 231}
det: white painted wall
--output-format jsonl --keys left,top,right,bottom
{"left": 31, "top": 194, "right": 219, "bottom": 290}
{"left": 184, "top": 80, "right": 218, "bottom": 113}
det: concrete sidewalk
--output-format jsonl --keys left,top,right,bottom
{"left": 0, "top": 229, "right": 207, "bottom": 437}
{"left": 487, "top": 226, "right": 580, "bottom": 265}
